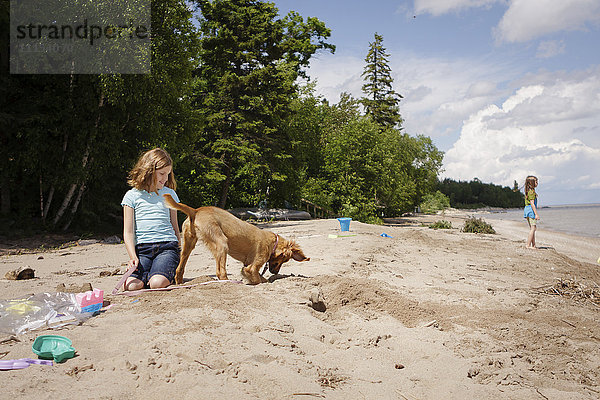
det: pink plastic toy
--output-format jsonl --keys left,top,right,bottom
{"left": 76, "top": 288, "right": 104, "bottom": 313}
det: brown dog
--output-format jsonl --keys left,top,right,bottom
{"left": 163, "top": 194, "right": 309, "bottom": 284}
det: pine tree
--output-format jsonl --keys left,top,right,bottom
{"left": 194, "top": 0, "right": 333, "bottom": 208}
{"left": 360, "top": 33, "right": 403, "bottom": 129}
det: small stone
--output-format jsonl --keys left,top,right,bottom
{"left": 5, "top": 267, "right": 35, "bottom": 280}
{"left": 395, "top": 364, "right": 405, "bottom": 369}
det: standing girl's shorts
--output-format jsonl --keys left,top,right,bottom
{"left": 132, "top": 241, "right": 180, "bottom": 285}
{"left": 524, "top": 205, "right": 537, "bottom": 226}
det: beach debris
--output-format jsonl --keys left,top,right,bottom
{"left": 4, "top": 267, "right": 35, "bottom": 280}
{"left": 461, "top": 217, "right": 495, "bottom": 234}
{"left": 538, "top": 277, "right": 599, "bottom": 306}
{"left": 307, "top": 287, "right": 326, "bottom": 312}
{"left": 380, "top": 233, "right": 393, "bottom": 238}
{"left": 424, "top": 320, "right": 438, "bottom": 328}
{"left": 327, "top": 234, "right": 356, "bottom": 238}
{"left": 429, "top": 220, "right": 453, "bottom": 230}
{"left": 394, "top": 363, "right": 405, "bottom": 369}
{"left": 0, "top": 335, "right": 20, "bottom": 345}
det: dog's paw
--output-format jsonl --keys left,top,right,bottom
{"left": 240, "top": 267, "right": 250, "bottom": 284}
{"left": 240, "top": 267, "right": 263, "bottom": 285}
{"left": 174, "top": 274, "right": 184, "bottom": 285}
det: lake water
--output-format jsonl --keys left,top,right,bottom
{"left": 473, "top": 203, "right": 600, "bottom": 238}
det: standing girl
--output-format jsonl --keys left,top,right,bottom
{"left": 121, "top": 148, "right": 181, "bottom": 290}
{"left": 523, "top": 175, "right": 540, "bottom": 249}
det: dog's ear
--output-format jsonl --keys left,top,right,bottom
{"left": 291, "top": 244, "right": 309, "bottom": 262}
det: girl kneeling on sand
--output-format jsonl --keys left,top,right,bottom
{"left": 121, "top": 148, "right": 181, "bottom": 290}
{"left": 523, "top": 175, "right": 540, "bottom": 249}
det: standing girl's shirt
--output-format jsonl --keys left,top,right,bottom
{"left": 121, "top": 187, "right": 180, "bottom": 245}
{"left": 523, "top": 188, "right": 537, "bottom": 219}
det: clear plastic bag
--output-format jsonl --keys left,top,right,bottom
{"left": 0, "top": 292, "right": 93, "bottom": 335}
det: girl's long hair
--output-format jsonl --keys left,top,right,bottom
{"left": 524, "top": 175, "right": 537, "bottom": 196}
{"left": 127, "top": 148, "right": 176, "bottom": 192}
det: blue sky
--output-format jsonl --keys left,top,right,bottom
{"left": 271, "top": 0, "right": 600, "bottom": 205}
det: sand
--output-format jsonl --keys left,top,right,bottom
{"left": 1, "top": 213, "right": 599, "bottom": 399}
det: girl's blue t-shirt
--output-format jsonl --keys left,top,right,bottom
{"left": 121, "top": 187, "right": 179, "bottom": 245}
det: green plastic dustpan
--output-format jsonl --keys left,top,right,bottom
{"left": 32, "top": 335, "right": 76, "bottom": 363}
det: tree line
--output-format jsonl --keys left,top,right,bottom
{"left": 1, "top": 0, "right": 444, "bottom": 235}
{"left": 438, "top": 178, "right": 523, "bottom": 209}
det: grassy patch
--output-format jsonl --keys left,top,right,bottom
{"left": 461, "top": 217, "right": 496, "bottom": 234}
{"left": 429, "top": 220, "right": 453, "bottom": 230}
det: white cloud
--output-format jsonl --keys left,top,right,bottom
{"left": 536, "top": 40, "right": 566, "bottom": 58}
{"left": 443, "top": 67, "right": 600, "bottom": 203}
{"left": 307, "top": 52, "right": 522, "bottom": 142}
{"left": 306, "top": 55, "right": 363, "bottom": 102}
{"left": 413, "top": 0, "right": 600, "bottom": 46}
{"left": 413, "top": 0, "right": 500, "bottom": 16}
{"left": 495, "top": 0, "right": 600, "bottom": 43}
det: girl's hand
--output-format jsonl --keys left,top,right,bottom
{"left": 128, "top": 257, "right": 139, "bottom": 270}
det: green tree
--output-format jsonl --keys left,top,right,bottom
{"left": 193, "top": 0, "right": 334, "bottom": 208}
{"left": 360, "top": 33, "right": 403, "bottom": 129}
{"left": 0, "top": 0, "right": 199, "bottom": 232}
{"left": 293, "top": 88, "right": 443, "bottom": 222}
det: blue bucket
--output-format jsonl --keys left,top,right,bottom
{"left": 337, "top": 217, "right": 352, "bottom": 232}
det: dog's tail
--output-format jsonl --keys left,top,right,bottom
{"left": 163, "top": 194, "right": 197, "bottom": 220}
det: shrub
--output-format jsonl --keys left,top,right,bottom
{"left": 461, "top": 217, "right": 496, "bottom": 234}
{"left": 429, "top": 220, "right": 453, "bottom": 230}
{"left": 420, "top": 191, "right": 450, "bottom": 214}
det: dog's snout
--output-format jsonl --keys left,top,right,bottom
{"left": 268, "top": 262, "right": 282, "bottom": 275}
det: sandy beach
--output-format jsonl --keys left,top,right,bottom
{"left": 1, "top": 213, "right": 599, "bottom": 399}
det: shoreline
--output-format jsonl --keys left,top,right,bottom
{"left": 414, "top": 209, "right": 600, "bottom": 265}
{"left": 459, "top": 204, "right": 600, "bottom": 239}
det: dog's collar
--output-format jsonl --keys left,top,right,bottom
{"left": 260, "top": 234, "right": 279, "bottom": 277}
{"left": 271, "top": 234, "right": 279, "bottom": 256}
